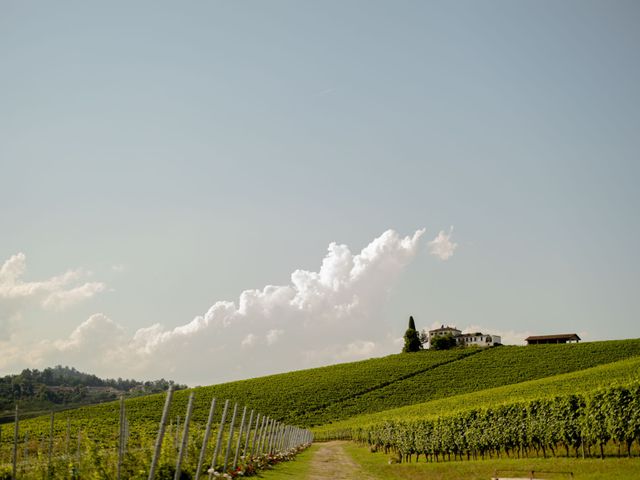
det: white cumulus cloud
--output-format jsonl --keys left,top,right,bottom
{"left": 428, "top": 227, "right": 458, "bottom": 260}
{"left": 0, "top": 253, "right": 106, "bottom": 338}
{"left": 4, "top": 229, "right": 444, "bottom": 384}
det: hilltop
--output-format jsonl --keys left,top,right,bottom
{"left": 9, "top": 338, "right": 640, "bottom": 438}
{"left": 0, "top": 365, "right": 186, "bottom": 423}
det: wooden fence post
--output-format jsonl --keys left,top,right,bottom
{"left": 209, "top": 399, "right": 229, "bottom": 477}
{"left": 242, "top": 410, "right": 254, "bottom": 459}
{"left": 195, "top": 397, "right": 216, "bottom": 480}
{"left": 23, "top": 432, "right": 29, "bottom": 465}
{"left": 174, "top": 392, "right": 195, "bottom": 480}
{"left": 65, "top": 418, "right": 71, "bottom": 456}
{"left": 232, "top": 406, "right": 247, "bottom": 470}
{"left": 12, "top": 405, "right": 18, "bottom": 480}
{"left": 222, "top": 403, "right": 238, "bottom": 472}
{"left": 117, "top": 396, "right": 125, "bottom": 480}
{"left": 250, "top": 413, "right": 262, "bottom": 457}
{"left": 47, "top": 411, "right": 54, "bottom": 479}
{"left": 148, "top": 385, "right": 174, "bottom": 480}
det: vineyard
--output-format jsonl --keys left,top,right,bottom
{"left": 2, "top": 338, "right": 640, "bottom": 477}
{"left": 313, "top": 354, "right": 640, "bottom": 438}
{"left": 351, "top": 381, "right": 640, "bottom": 463}
{"left": 0, "top": 388, "right": 312, "bottom": 479}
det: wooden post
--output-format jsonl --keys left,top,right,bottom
{"left": 117, "top": 396, "right": 125, "bottom": 480}
{"left": 76, "top": 430, "right": 82, "bottom": 463}
{"left": 23, "top": 432, "right": 29, "bottom": 464}
{"left": 249, "top": 413, "right": 261, "bottom": 457}
{"left": 222, "top": 403, "right": 238, "bottom": 472}
{"left": 47, "top": 411, "right": 54, "bottom": 479}
{"left": 175, "top": 415, "right": 181, "bottom": 451}
{"left": 232, "top": 406, "right": 247, "bottom": 470}
{"left": 148, "top": 385, "right": 174, "bottom": 480}
{"left": 263, "top": 418, "right": 273, "bottom": 454}
{"left": 195, "top": 397, "right": 216, "bottom": 480}
{"left": 12, "top": 405, "right": 18, "bottom": 480}
{"left": 256, "top": 417, "right": 268, "bottom": 456}
{"left": 174, "top": 392, "right": 195, "bottom": 480}
{"left": 65, "top": 417, "right": 71, "bottom": 456}
{"left": 242, "top": 410, "right": 254, "bottom": 459}
{"left": 268, "top": 421, "right": 277, "bottom": 454}
{"left": 209, "top": 399, "right": 229, "bottom": 477}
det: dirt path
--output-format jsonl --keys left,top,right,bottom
{"left": 307, "top": 441, "right": 377, "bottom": 480}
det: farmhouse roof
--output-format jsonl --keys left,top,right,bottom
{"left": 429, "top": 325, "right": 461, "bottom": 333}
{"left": 525, "top": 333, "right": 581, "bottom": 341}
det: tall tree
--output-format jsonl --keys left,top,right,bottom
{"left": 403, "top": 316, "right": 422, "bottom": 353}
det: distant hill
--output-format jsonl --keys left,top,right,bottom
{"left": 0, "top": 365, "right": 186, "bottom": 423}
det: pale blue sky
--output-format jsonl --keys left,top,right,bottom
{"left": 1, "top": 1, "right": 639, "bottom": 383}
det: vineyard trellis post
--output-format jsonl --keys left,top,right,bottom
{"left": 117, "top": 396, "right": 125, "bottom": 480}
{"left": 222, "top": 403, "right": 238, "bottom": 472}
{"left": 65, "top": 418, "right": 71, "bottom": 456}
{"left": 148, "top": 385, "right": 174, "bottom": 480}
{"left": 242, "top": 409, "right": 254, "bottom": 459}
{"left": 250, "top": 413, "right": 262, "bottom": 456}
{"left": 174, "top": 392, "right": 195, "bottom": 480}
{"left": 209, "top": 398, "right": 229, "bottom": 477}
{"left": 23, "top": 432, "right": 29, "bottom": 465}
{"left": 174, "top": 415, "right": 181, "bottom": 451}
{"left": 76, "top": 431, "right": 81, "bottom": 463}
{"left": 47, "top": 411, "right": 54, "bottom": 479}
{"left": 195, "top": 396, "right": 216, "bottom": 480}
{"left": 257, "top": 417, "right": 269, "bottom": 455}
{"left": 232, "top": 405, "right": 247, "bottom": 470}
{"left": 12, "top": 405, "right": 18, "bottom": 480}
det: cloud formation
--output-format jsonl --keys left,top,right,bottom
{"left": 0, "top": 253, "right": 106, "bottom": 338}
{"left": 21, "top": 229, "right": 428, "bottom": 384}
{"left": 428, "top": 227, "right": 458, "bottom": 260}
{"left": 3, "top": 228, "right": 464, "bottom": 385}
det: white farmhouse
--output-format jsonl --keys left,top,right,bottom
{"left": 457, "top": 332, "right": 501, "bottom": 347}
{"left": 427, "top": 325, "right": 501, "bottom": 349}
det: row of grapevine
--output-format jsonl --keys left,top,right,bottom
{"left": 0, "top": 387, "right": 313, "bottom": 479}
{"left": 350, "top": 381, "right": 640, "bottom": 463}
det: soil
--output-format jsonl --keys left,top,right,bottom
{"left": 307, "top": 441, "right": 376, "bottom": 480}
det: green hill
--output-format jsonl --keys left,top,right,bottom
{"left": 5, "top": 338, "right": 640, "bottom": 444}
{"left": 313, "top": 354, "right": 640, "bottom": 438}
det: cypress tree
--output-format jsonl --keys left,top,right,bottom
{"left": 402, "top": 316, "right": 422, "bottom": 353}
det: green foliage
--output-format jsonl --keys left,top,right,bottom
{"left": 2, "top": 338, "right": 640, "bottom": 477}
{"left": 402, "top": 316, "right": 422, "bottom": 353}
{"left": 430, "top": 334, "right": 457, "bottom": 351}
{"left": 312, "top": 348, "right": 640, "bottom": 438}
{"left": 0, "top": 366, "right": 185, "bottom": 423}
{"left": 349, "top": 381, "right": 640, "bottom": 461}
{"left": 408, "top": 316, "right": 416, "bottom": 331}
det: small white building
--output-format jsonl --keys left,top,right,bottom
{"left": 427, "top": 325, "right": 501, "bottom": 349}
{"left": 456, "top": 332, "right": 501, "bottom": 347}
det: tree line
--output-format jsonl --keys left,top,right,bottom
{"left": 0, "top": 365, "right": 186, "bottom": 417}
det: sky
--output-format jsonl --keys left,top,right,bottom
{"left": 1, "top": 1, "right": 639, "bottom": 386}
